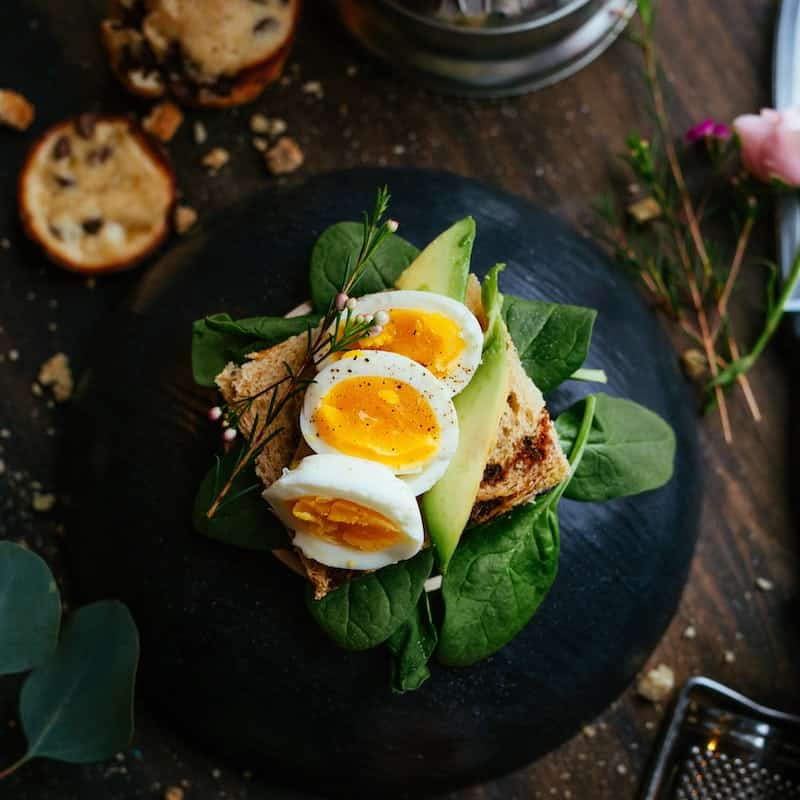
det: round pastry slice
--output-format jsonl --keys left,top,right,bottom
{"left": 19, "top": 115, "right": 175, "bottom": 274}
{"left": 101, "top": 0, "right": 300, "bottom": 108}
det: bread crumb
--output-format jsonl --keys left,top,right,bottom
{"left": 164, "top": 788, "right": 183, "bottom": 800}
{"left": 616, "top": 764, "right": 628, "bottom": 776}
{"left": 173, "top": 205, "right": 197, "bottom": 235}
{"left": 252, "top": 136, "right": 268, "bottom": 152}
{"left": 627, "top": 196, "right": 661, "bottom": 224}
{"left": 8, "top": 349, "right": 19, "bottom": 362}
{"left": 755, "top": 577, "right": 774, "bottom": 591}
{"left": 582, "top": 724, "right": 597, "bottom": 738}
{"left": 32, "top": 492, "right": 56, "bottom": 513}
{"left": 346, "top": 65, "right": 358, "bottom": 78}
{"left": 302, "top": 80, "right": 323, "bottom": 98}
{"left": 724, "top": 649, "right": 736, "bottom": 664}
{"left": 268, "top": 117, "right": 287, "bottom": 137}
{"left": 193, "top": 121, "right": 207, "bottom": 145}
{"left": 143, "top": 101, "right": 183, "bottom": 142}
{"left": 202, "top": 147, "right": 229, "bottom": 172}
{"left": 38, "top": 352, "right": 73, "bottom": 402}
{"left": 31, "top": 382, "right": 43, "bottom": 397}
{"left": 0, "top": 89, "right": 35, "bottom": 131}
{"left": 637, "top": 663, "right": 674, "bottom": 703}
{"left": 0, "top": 237, "right": 10, "bottom": 249}
{"left": 250, "top": 113, "right": 270, "bottom": 134}
{"left": 265, "top": 136, "right": 304, "bottom": 175}
{"left": 645, "top": 720, "right": 656, "bottom": 730}
{"left": 682, "top": 624, "right": 696, "bottom": 640}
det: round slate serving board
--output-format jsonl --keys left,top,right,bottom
{"left": 64, "top": 168, "right": 701, "bottom": 798}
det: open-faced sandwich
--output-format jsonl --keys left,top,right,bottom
{"left": 191, "top": 189, "right": 677, "bottom": 691}
{"left": 101, "top": 0, "right": 300, "bottom": 107}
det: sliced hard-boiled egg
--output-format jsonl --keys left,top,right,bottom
{"left": 323, "top": 290, "right": 484, "bottom": 396}
{"left": 301, "top": 350, "right": 458, "bottom": 495}
{"left": 264, "top": 453, "right": 424, "bottom": 570}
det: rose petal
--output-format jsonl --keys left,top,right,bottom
{"left": 764, "top": 121, "right": 800, "bottom": 186}
{"left": 733, "top": 112, "right": 775, "bottom": 181}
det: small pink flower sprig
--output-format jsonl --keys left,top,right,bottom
{"left": 204, "top": 188, "right": 398, "bottom": 519}
{"left": 598, "top": 0, "right": 800, "bottom": 443}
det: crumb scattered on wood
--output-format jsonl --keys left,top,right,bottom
{"left": 164, "top": 788, "right": 184, "bottom": 800}
{"left": 202, "top": 147, "right": 229, "bottom": 172}
{"left": 755, "top": 576, "right": 774, "bottom": 591}
{"left": 38, "top": 352, "right": 73, "bottom": 403}
{"left": 252, "top": 136, "right": 268, "bottom": 152}
{"left": 193, "top": 121, "right": 207, "bottom": 145}
{"left": 249, "top": 113, "right": 270, "bottom": 134}
{"left": 173, "top": 205, "right": 197, "bottom": 235}
{"left": 143, "top": 101, "right": 183, "bottom": 142}
{"left": 0, "top": 89, "right": 35, "bottom": 131}
{"left": 724, "top": 649, "right": 736, "bottom": 664}
{"left": 265, "top": 136, "right": 304, "bottom": 175}
{"left": 581, "top": 724, "right": 597, "bottom": 738}
{"left": 32, "top": 492, "right": 56, "bottom": 513}
{"left": 636, "top": 663, "right": 674, "bottom": 703}
{"left": 627, "top": 196, "right": 661, "bottom": 224}
{"left": 682, "top": 624, "right": 696, "bottom": 640}
{"left": 8, "top": 349, "right": 19, "bottom": 362}
{"left": 302, "top": 80, "right": 323, "bottom": 98}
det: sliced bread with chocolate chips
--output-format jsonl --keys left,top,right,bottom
{"left": 19, "top": 114, "right": 175, "bottom": 274}
{"left": 102, "top": 0, "right": 300, "bottom": 108}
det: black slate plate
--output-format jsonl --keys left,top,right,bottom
{"left": 64, "top": 168, "right": 701, "bottom": 798}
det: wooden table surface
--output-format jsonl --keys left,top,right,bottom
{"left": 1, "top": 1, "right": 798, "bottom": 798}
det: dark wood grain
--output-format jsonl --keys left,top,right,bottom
{"left": 0, "top": 0, "right": 797, "bottom": 798}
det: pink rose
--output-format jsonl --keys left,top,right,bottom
{"left": 733, "top": 107, "right": 800, "bottom": 186}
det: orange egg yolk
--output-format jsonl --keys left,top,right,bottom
{"left": 313, "top": 376, "right": 440, "bottom": 471}
{"left": 291, "top": 496, "right": 404, "bottom": 552}
{"left": 355, "top": 309, "right": 464, "bottom": 379}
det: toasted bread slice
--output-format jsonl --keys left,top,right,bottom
{"left": 18, "top": 115, "right": 174, "bottom": 274}
{"left": 102, "top": 0, "right": 299, "bottom": 108}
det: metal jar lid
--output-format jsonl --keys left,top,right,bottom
{"left": 335, "top": 0, "right": 637, "bottom": 96}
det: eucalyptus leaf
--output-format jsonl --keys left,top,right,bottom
{"left": 310, "top": 221, "right": 419, "bottom": 312}
{"left": 555, "top": 393, "right": 676, "bottom": 502}
{"left": 306, "top": 549, "right": 434, "bottom": 651}
{"left": 20, "top": 601, "right": 138, "bottom": 764}
{"left": 193, "top": 448, "right": 289, "bottom": 551}
{"left": 0, "top": 542, "right": 61, "bottom": 676}
{"left": 437, "top": 396, "right": 597, "bottom": 667}
{"left": 192, "top": 312, "right": 319, "bottom": 387}
{"left": 503, "top": 295, "right": 596, "bottom": 394}
{"left": 386, "top": 592, "right": 437, "bottom": 694}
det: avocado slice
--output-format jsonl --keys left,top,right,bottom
{"left": 394, "top": 217, "right": 475, "bottom": 302}
{"left": 422, "top": 316, "right": 510, "bottom": 572}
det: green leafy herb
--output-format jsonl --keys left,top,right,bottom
{"left": 555, "top": 393, "right": 676, "bottom": 502}
{"left": 192, "top": 312, "right": 320, "bottom": 388}
{"left": 0, "top": 543, "right": 61, "bottom": 677}
{"left": 386, "top": 593, "right": 438, "bottom": 694}
{"left": 193, "top": 447, "right": 289, "bottom": 550}
{"left": 310, "top": 221, "right": 419, "bottom": 313}
{"left": 16, "top": 602, "right": 138, "bottom": 769}
{"left": 306, "top": 549, "right": 434, "bottom": 651}
{"left": 437, "top": 396, "right": 597, "bottom": 667}
{"left": 503, "top": 296, "right": 597, "bottom": 394}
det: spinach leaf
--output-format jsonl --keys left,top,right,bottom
{"left": 193, "top": 448, "right": 289, "bottom": 550}
{"left": 386, "top": 592, "right": 437, "bottom": 693}
{"left": 310, "top": 222, "right": 419, "bottom": 313}
{"left": 555, "top": 393, "right": 676, "bottom": 502}
{"left": 503, "top": 296, "right": 596, "bottom": 394}
{"left": 306, "top": 549, "right": 434, "bottom": 651}
{"left": 192, "top": 312, "right": 319, "bottom": 387}
{"left": 0, "top": 542, "right": 61, "bottom": 676}
{"left": 437, "top": 396, "right": 597, "bottom": 667}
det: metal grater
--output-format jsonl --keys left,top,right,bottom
{"left": 640, "top": 677, "right": 800, "bottom": 800}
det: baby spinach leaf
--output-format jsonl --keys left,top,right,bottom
{"left": 306, "top": 549, "right": 434, "bottom": 651}
{"left": 19, "top": 601, "right": 138, "bottom": 764}
{"left": 193, "top": 448, "right": 289, "bottom": 551}
{"left": 0, "top": 542, "right": 61, "bottom": 676}
{"left": 503, "top": 296, "right": 596, "bottom": 394}
{"left": 192, "top": 312, "right": 319, "bottom": 387}
{"left": 386, "top": 592, "right": 437, "bottom": 694}
{"left": 555, "top": 393, "right": 676, "bottom": 502}
{"left": 310, "top": 221, "right": 419, "bottom": 313}
{"left": 438, "top": 396, "right": 597, "bottom": 667}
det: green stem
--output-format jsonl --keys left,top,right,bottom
{"left": 570, "top": 368, "right": 608, "bottom": 384}
{"left": 552, "top": 394, "right": 597, "bottom": 504}
{"left": 0, "top": 754, "right": 30, "bottom": 780}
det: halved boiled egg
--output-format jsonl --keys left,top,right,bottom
{"left": 264, "top": 454, "right": 424, "bottom": 570}
{"left": 323, "top": 290, "right": 484, "bottom": 396}
{"left": 301, "top": 350, "right": 458, "bottom": 495}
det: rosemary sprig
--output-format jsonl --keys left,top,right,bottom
{"left": 205, "top": 187, "right": 398, "bottom": 519}
{"left": 599, "top": 0, "right": 800, "bottom": 443}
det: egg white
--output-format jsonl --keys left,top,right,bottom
{"left": 321, "top": 289, "right": 484, "bottom": 396}
{"left": 263, "top": 454, "right": 424, "bottom": 570}
{"left": 301, "top": 350, "right": 459, "bottom": 495}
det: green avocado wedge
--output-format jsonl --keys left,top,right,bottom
{"left": 394, "top": 217, "right": 475, "bottom": 302}
{"left": 421, "top": 318, "right": 510, "bottom": 573}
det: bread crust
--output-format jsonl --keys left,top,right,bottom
{"left": 18, "top": 115, "right": 175, "bottom": 275}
